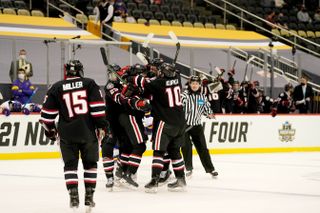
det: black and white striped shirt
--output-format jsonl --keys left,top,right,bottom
{"left": 181, "top": 89, "right": 213, "bottom": 126}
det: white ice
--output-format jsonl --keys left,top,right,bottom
{"left": 0, "top": 152, "right": 320, "bottom": 213}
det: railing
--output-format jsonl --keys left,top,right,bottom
{"left": 204, "top": 0, "right": 320, "bottom": 57}
{"left": 46, "top": 0, "right": 85, "bottom": 29}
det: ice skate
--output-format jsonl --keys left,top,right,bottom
{"left": 185, "top": 170, "right": 193, "bottom": 179}
{"left": 84, "top": 187, "right": 95, "bottom": 213}
{"left": 145, "top": 178, "right": 159, "bottom": 193}
{"left": 68, "top": 188, "right": 79, "bottom": 210}
{"left": 209, "top": 170, "right": 218, "bottom": 178}
{"left": 106, "top": 177, "right": 114, "bottom": 191}
{"left": 167, "top": 177, "right": 186, "bottom": 192}
{"left": 158, "top": 169, "right": 172, "bottom": 186}
{"left": 114, "top": 164, "right": 124, "bottom": 187}
{"left": 120, "top": 173, "right": 139, "bottom": 189}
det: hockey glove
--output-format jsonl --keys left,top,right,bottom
{"left": 271, "top": 108, "right": 277, "bottom": 117}
{"left": 136, "top": 99, "right": 151, "bottom": 112}
{"left": 44, "top": 128, "right": 57, "bottom": 141}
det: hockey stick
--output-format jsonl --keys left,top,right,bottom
{"left": 168, "top": 31, "right": 181, "bottom": 65}
{"left": 22, "top": 87, "right": 38, "bottom": 110}
{"left": 249, "top": 65, "right": 254, "bottom": 81}
{"left": 141, "top": 33, "right": 154, "bottom": 59}
{"left": 209, "top": 62, "right": 213, "bottom": 75}
{"left": 232, "top": 60, "right": 237, "bottom": 70}
{"left": 100, "top": 47, "right": 127, "bottom": 84}
{"left": 243, "top": 56, "right": 255, "bottom": 82}
{"left": 136, "top": 52, "right": 149, "bottom": 65}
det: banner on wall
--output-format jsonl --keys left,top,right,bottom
{"left": 0, "top": 114, "right": 320, "bottom": 159}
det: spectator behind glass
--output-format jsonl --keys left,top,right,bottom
{"left": 297, "top": 5, "right": 312, "bottom": 23}
{"left": 9, "top": 49, "right": 33, "bottom": 83}
{"left": 114, "top": 0, "right": 128, "bottom": 18}
{"left": 314, "top": 8, "right": 320, "bottom": 22}
{"left": 11, "top": 68, "right": 35, "bottom": 105}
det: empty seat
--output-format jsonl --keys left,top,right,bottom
{"left": 149, "top": 19, "right": 160, "bottom": 25}
{"left": 187, "top": 14, "right": 197, "bottom": 23}
{"left": 166, "top": 12, "right": 175, "bottom": 22}
{"left": 160, "top": 4, "right": 170, "bottom": 14}
{"left": 205, "top": 23, "right": 215, "bottom": 28}
{"left": 172, "top": 20, "right": 182, "bottom": 27}
{"left": 271, "top": 29, "right": 281, "bottom": 37}
{"left": 298, "top": 30, "right": 307, "bottom": 37}
{"left": 14, "top": 1, "right": 27, "bottom": 9}
{"left": 198, "top": 15, "right": 208, "bottom": 24}
{"left": 280, "top": 29, "right": 290, "bottom": 37}
{"left": 226, "top": 24, "right": 236, "bottom": 30}
{"left": 3, "top": 8, "right": 16, "bottom": 15}
{"left": 138, "top": 3, "right": 148, "bottom": 11}
{"left": 143, "top": 11, "right": 154, "bottom": 20}
{"left": 132, "top": 9, "right": 142, "bottom": 19}
{"left": 215, "top": 24, "right": 226, "bottom": 29}
{"left": 154, "top": 11, "right": 165, "bottom": 20}
{"left": 194, "top": 22, "right": 204, "bottom": 28}
{"left": 171, "top": 5, "right": 180, "bottom": 14}
{"left": 17, "top": 9, "right": 30, "bottom": 16}
{"left": 176, "top": 13, "right": 186, "bottom": 23}
{"left": 315, "top": 31, "right": 320, "bottom": 37}
{"left": 137, "top": 18, "right": 147, "bottom": 24}
{"left": 1, "top": 0, "right": 13, "bottom": 8}
{"left": 183, "top": 21, "right": 193, "bottom": 28}
{"left": 127, "top": 2, "right": 137, "bottom": 11}
{"left": 149, "top": 4, "right": 159, "bottom": 13}
{"left": 306, "top": 31, "right": 316, "bottom": 38}
{"left": 31, "top": 10, "right": 44, "bottom": 17}
{"left": 161, "top": 20, "right": 171, "bottom": 26}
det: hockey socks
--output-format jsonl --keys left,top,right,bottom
{"left": 102, "top": 157, "right": 114, "bottom": 178}
{"left": 64, "top": 170, "right": 78, "bottom": 190}
{"left": 84, "top": 168, "right": 97, "bottom": 189}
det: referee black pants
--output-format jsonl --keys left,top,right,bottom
{"left": 181, "top": 125, "right": 215, "bottom": 173}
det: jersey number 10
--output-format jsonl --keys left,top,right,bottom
{"left": 165, "top": 86, "right": 182, "bottom": 107}
{"left": 63, "top": 90, "right": 88, "bottom": 118}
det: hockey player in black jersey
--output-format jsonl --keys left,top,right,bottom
{"left": 104, "top": 64, "right": 150, "bottom": 189}
{"left": 127, "top": 63, "right": 187, "bottom": 193}
{"left": 40, "top": 60, "right": 107, "bottom": 211}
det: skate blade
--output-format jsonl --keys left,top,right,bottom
{"left": 119, "top": 179, "right": 139, "bottom": 190}
{"left": 85, "top": 206, "right": 93, "bottom": 213}
{"left": 145, "top": 187, "right": 158, "bottom": 193}
{"left": 114, "top": 179, "right": 122, "bottom": 187}
{"left": 106, "top": 186, "right": 113, "bottom": 192}
{"left": 71, "top": 207, "right": 78, "bottom": 212}
{"left": 167, "top": 186, "right": 186, "bottom": 192}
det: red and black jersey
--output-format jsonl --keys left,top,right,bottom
{"left": 40, "top": 77, "right": 106, "bottom": 143}
{"left": 130, "top": 73, "right": 185, "bottom": 126}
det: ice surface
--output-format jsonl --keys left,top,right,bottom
{"left": 0, "top": 152, "right": 320, "bottom": 213}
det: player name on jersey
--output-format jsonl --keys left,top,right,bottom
{"left": 62, "top": 81, "right": 83, "bottom": 91}
{"left": 166, "top": 79, "right": 179, "bottom": 86}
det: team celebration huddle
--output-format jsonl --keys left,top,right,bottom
{"left": 39, "top": 47, "right": 218, "bottom": 212}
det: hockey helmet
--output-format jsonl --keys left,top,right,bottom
{"left": 129, "top": 64, "right": 147, "bottom": 76}
{"left": 189, "top": 75, "right": 201, "bottom": 84}
{"left": 65, "top": 60, "right": 84, "bottom": 77}
{"left": 159, "top": 63, "right": 176, "bottom": 78}
{"left": 284, "top": 83, "right": 293, "bottom": 92}
{"left": 150, "top": 58, "right": 164, "bottom": 69}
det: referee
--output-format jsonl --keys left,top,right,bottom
{"left": 181, "top": 75, "right": 218, "bottom": 178}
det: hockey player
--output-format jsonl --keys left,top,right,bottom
{"left": 274, "top": 83, "right": 295, "bottom": 114}
{"left": 127, "top": 63, "right": 187, "bottom": 193}
{"left": 40, "top": 60, "right": 107, "bottom": 211}
{"left": 181, "top": 75, "right": 218, "bottom": 178}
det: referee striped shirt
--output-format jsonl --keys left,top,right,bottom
{"left": 181, "top": 89, "right": 213, "bottom": 126}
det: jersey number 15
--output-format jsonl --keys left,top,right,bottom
{"left": 63, "top": 90, "right": 88, "bottom": 118}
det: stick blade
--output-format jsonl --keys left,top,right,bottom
{"left": 136, "top": 52, "right": 149, "bottom": 65}
{"left": 142, "top": 33, "right": 154, "bottom": 48}
{"left": 100, "top": 47, "right": 108, "bottom": 66}
{"left": 168, "top": 31, "right": 179, "bottom": 44}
